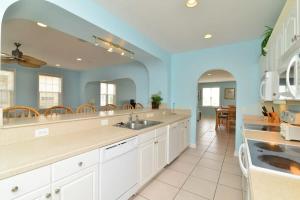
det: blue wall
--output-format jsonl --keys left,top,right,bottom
{"left": 171, "top": 39, "right": 261, "bottom": 148}
{"left": 80, "top": 62, "right": 149, "bottom": 106}
{"left": 198, "top": 81, "right": 236, "bottom": 117}
{"left": 2, "top": 64, "right": 81, "bottom": 109}
{"left": 114, "top": 78, "right": 136, "bottom": 105}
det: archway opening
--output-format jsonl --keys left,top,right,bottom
{"left": 197, "top": 69, "right": 237, "bottom": 150}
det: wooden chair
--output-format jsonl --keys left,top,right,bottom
{"left": 44, "top": 106, "right": 73, "bottom": 116}
{"left": 76, "top": 103, "right": 97, "bottom": 114}
{"left": 215, "top": 107, "right": 228, "bottom": 130}
{"left": 122, "top": 103, "right": 134, "bottom": 110}
{"left": 101, "top": 104, "right": 117, "bottom": 111}
{"left": 3, "top": 106, "right": 40, "bottom": 119}
{"left": 227, "top": 107, "right": 236, "bottom": 131}
{"left": 135, "top": 103, "right": 144, "bottom": 109}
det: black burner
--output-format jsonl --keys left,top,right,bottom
{"left": 255, "top": 142, "right": 284, "bottom": 152}
{"left": 258, "top": 155, "right": 300, "bottom": 175}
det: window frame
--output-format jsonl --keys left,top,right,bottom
{"left": 202, "top": 87, "right": 220, "bottom": 107}
{"left": 0, "top": 69, "right": 16, "bottom": 108}
{"left": 38, "top": 73, "right": 63, "bottom": 109}
{"left": 100, "top": 82, "right": 116, "bottom": 106}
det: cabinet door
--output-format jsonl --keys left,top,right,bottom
{"left": 275, "top": 29, "right": 284, "bottom": 70}
{"left": 168, "top": 125, "right": 178, "bottom": 163}
{"left": 156, "top": 134, "right": 167, "bottom": 172}
{"left": 284, "top": 0, "right": 298, "bottom": 51}
{"left": 177, "top": 121, "right": 185, "bottom": 153}
{"left": 138, "top": 139, "right": 155, "bottom": 186}
{"left": 14, "top": 186, "right": 51, "bottom": 200}
{"left": 183, "top": 120, "right": 190, "bottom": 149}
{"left": 52, "top": 165, "right": 98, "bottom": 200}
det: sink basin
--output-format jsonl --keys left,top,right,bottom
{"left": 114, "top": 120, "right": 162, "bottom": 130}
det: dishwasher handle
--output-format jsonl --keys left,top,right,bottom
{"left": 239, "top": 143, "right": 249, "bottom": 178}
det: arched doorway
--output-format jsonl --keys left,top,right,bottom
{"left": 196, "top": 69, "right": 237, "bottom": 153}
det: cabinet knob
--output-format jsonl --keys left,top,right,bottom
{"left": 46, "top": 193, "right": 52, "bottom": 199}
{"left": 11, "top": 186, "right": 19, "bottom": 193}
{"left": 55, "top": 188, "right": 60, "bottom": 194}
{"left": 78, "top": 161, "right": 83, "bottom": 167}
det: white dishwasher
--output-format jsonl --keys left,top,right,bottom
{"left": 99, "top": 137, "right": 138, "bottom": 200}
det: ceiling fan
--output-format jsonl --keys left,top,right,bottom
{"left": 1, "top": 42, "right": 46, "bottom": 68}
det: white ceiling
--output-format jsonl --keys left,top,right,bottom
{"left": 1, "top": 19, "right": 134, "bottom": 70}
{"left": 199, "top": 70, "right": 235, "bottom": 83}
{"left": 97, "top": 0, "right": 286, "bottom": 53}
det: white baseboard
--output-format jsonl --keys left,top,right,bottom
{"left": 189, "top": 144, "right": 197, "bottom": 148}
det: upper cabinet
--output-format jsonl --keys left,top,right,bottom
{"left": 284, "top": 0, "right": 298, "bottom": 51}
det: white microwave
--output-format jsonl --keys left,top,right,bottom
{"left": 277, "top": 53, "right": 300, "bottom": 100}
{"left": 260, "top": 71, "right": 278, "bottom": 101}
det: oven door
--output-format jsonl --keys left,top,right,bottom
{"left": 239, "top": 143, "right": 251, "bottom": 200}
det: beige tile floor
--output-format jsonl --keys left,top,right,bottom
{"left": 133, "top": 118, "right": 243, "bottom": 200}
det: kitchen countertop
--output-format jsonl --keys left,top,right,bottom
{"left": 243, "top": 115, "right": 280, "bottom": 126}
{"left": 0, "top": 113, "right": 190, "bottom": 180}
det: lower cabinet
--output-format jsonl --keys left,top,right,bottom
{"left": 138, "top": 126, "right": 168, "bottom": 187}
{"left": 52, "top": 165, "right": 98, "bottom": 200}
{"left": 139, "top": 138, "right": 156, "bottom": 186}
{"left": 13, "top": 186, "right": 51, "bottom": 200}
{"left": 168, "top": 119, "right": 190, "bottom": 164}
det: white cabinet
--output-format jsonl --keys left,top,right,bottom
{"left": 155, "top": 129, "right": 168, "bottom": 172}
{"left": 168, "top": 120, "right": 190, "bottom": 164}
{"left": 138, "top": 127, "right": 168, "bottom": 187}
{"left": 284, "top": 0, "right": 298, "bottom": 51}
{"left": 13, "top": 186, "right": 51, "bottom": 200}
{"left": 138, "top": 138, "right": 156, "bottom": 186}
{"left": 52, "top": 165, "right": 98, "bottom": 200}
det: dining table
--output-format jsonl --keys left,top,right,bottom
{"left": 215, "top": 107, "right": 236, "bottom": 130}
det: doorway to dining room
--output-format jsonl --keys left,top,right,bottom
{"left": 197, "top": 69, "right": 237, "bottom": 146}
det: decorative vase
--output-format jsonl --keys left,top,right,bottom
{"left": 152, "top": 102, "right": 159, "bottom": 109}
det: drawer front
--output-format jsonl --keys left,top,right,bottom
{"left": 138, "top": 130, "right": 155, "bottom": 144}
{"left": 0, "top": 166, "right": 50, "bottom": 200}
{"left": 156, "top": 126, "right": 167, "bottom": 137}
{"left": 52, "top": 149, "right": 99, "bottom": 182}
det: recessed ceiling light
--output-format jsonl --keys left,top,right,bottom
{"left": 55, "top": 64, "right": 61, "bottom": 67}
{"left": 76, "top": 58, "right": 82, "bottom": 61}
{"left": 37, "top": 22, "right": 47, "bottom": 28}
{"left": 107, "top": 48, "right": 113, "bottom": 52}
{"left": 207, "top": 73, "right": 213, "bottom": 76}
{"left": 94, "top": 43, "right": 99, "bottom": 46}
{"left": 186, "top": 0, "right": 198, "bottom": 8}
{"left": 121, "top": 52, "right": 125, "bottom": 56}
{"left": 204, "top": 34, "right": 212, "bottom": 39}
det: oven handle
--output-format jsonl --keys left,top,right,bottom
{"left": 238, "top": 143, "right": 248, "bottom": 178}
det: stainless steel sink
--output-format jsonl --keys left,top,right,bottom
{"left": 114, "top": 120, "right": 162, "bottom": 130}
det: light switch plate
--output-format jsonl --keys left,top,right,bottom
{"left": 35, "top": 128, "right": 49, "bottom": 137}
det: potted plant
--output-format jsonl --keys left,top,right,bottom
{"left": 151, "top": 93, "right": 163, "bottom": 109}
{"left": 261, "top": 26, "right": 273, "bottom": 56}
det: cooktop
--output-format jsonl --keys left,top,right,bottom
{"left": 244, "top": 124, "right": 280, "bottom": 132}
{"left": 247, "top": 139, "right": 300, "bottom": 176}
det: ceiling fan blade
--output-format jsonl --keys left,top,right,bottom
{"left": 1, "top": 56, "right": 17, "bottom": 64}
{"left": 19, "top": 55, "right": 47, "bottom": 68}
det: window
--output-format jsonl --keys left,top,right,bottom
{"left": 0, "top": 70, "right": 14, "bottom": 108}
{"left": 202, "top": 87, "right": 220, "bottom": 107}
{"left": 39, "top": 75, "right": 62, "bottom": 108}
{"left": 100, "top": 83, "right": 116, "bottom": 106}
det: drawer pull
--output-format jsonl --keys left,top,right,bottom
{"left": 55, "top": 188, "right": 60, "bottom": 194}
{"left": 78, "top": 161, "right": 83, "bottom": 167}
{"left": 11, "top": 186, "right": 19, "bottom": 193}
{"left": 46, "top": 193, "right": 52, "bottom": 198}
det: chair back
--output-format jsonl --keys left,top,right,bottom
{"left": 122, "top": 103, "right": 134, "bottom": 110}
{"left": 76, "top": 103, "right": 97, "bottom": 113}
{"left": 135, "top": 103, "right": 144, "bottom": 109}
{"left": 44, "top": 106, "right": 73, "bottom": 116}
{"left": 101, "top": 104, "right": 117, "bottom": 111}
{"left": 228, "top": 107, "right": 236, "bottom": 120}
{"left": 3, "top": 106, "right": 40, "bottom": 119}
